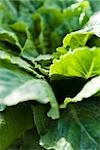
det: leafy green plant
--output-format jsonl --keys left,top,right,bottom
{"left": 0, "top": 0, "right": 100, "bottom": 149}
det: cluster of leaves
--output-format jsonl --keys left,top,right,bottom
{"left": 0, "top": 0, "right": 100, "bottom": 149}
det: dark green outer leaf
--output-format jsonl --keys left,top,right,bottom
{"left": 33, "top": 99, "right": 100, "bottom": 150}
{"left": 0, "top": 60, "right": 59, "bottom": 119}
{"left": 88, "top": 0, "right": 100, "bottom": 12}
{"left": 0, "top": 50, "right": 42, "bottom": 79}
{"left": 17, "top": 128, "right": 44, "bottom": 150}
{"left": 0, "top": 104, "right": 34, "bottom": 150}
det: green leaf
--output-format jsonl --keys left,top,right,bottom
{"left": 18, "top": 129, "right": 44, "bottom": 150}
{"left": 10, "top": 21, "right": 28, "bottom": 32}
{"left": 63, "top": 12, "right": 100, "bottom": 49}
{"left": 21, "top": 29, "right": 39, "bottom": 60}
{"left": 0, "top": 60, "right": 59, "bottom": 119}
{"left": 63, "top": 0, "right": 92, "bottom": 31}
{"left": 33, "top": 54, "right": 53, "bottom": 62}
{"left": 32, "top": 0, "right": 92, "bottom": 54}
{"left": 88, "top": 0, "right": 100, "bottom": 12}
{"left": 63, "top": 30, "right": 93, "bottom": 49}
{"left": 1, "top": 0, "right": 17, "bottom": 18}
{"left": 0, "top": 28, "right": 21, "bottom": 51}
{"left": 44, "top": 0, "right": 63, "bottom": 10}
{"left": 0, "top": 50, "right": 42, "bottom": 78}
{"left": 53, "top": 46, "right": 68, "bottom": 59}
{"left": 8, "top": 128, "right": 44, "bottom": 150}
{"left": 33, "top": 100, "right": 100, "bottom": 150}
{"left": 32, "top": 8, "right": 63, "bottom": 54}
{"left": 0, "top": 104, "right": 33, "bottom": 150}
{"left": 50, "top": 47, "right": 100, "bottom": 79}
{"left": 0, "top": 1, "right": 15, "bottom": 28}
